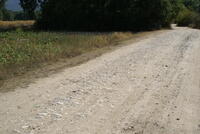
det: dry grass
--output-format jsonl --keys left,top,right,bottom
{"left": 0, "top": 20, "right": 35, "bottom": 30}
{"left": 0, "top": 30, "right": 133, "bottom": 83}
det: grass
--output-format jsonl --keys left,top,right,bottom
{"left": 0, "top": 29, "right": 133, "bottom": 82}
{"left": 0, "top": 20, "right": 35, "bottom": 31}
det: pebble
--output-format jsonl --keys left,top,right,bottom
{"left": 110, "top": 104, "right": 114, "bottom": 108}
{"left": 34, "top": 105, "right": 40, "bottom": 108}
{"left": 30, "top": 130, "right": 34, "bottom": 134}
{"left": 13, "top": 129, "right": 21, "bottom": 134}
{"left": 22, "top": 125, "right": 29, "bottom": 129}
{"left": 52, "top": 113, "right": 63, "bottom": 118}
{"left": 56, "top": 101, "right": 64, "bottom": 105}
{"left": 35, "top": 113, "right": 48, "bottom": 119}
{"left": 38, "top": 113, "right": 48, "bottom": 116}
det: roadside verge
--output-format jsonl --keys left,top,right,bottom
{"left": 0, "top": 29, "right": 169, "bottom": 92}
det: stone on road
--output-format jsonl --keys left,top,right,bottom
{"left": 0, "top": 27, "right": 200, "bottom": 134}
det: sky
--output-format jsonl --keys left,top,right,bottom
{"left": 6, "top": 0, "right": 22, "bottom": 11}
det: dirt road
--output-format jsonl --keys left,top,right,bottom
{"left": 0, "top": 27, "right": 200, "bottom": 134}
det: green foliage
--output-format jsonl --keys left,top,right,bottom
{"left": 0, "top": 0, "right": 6, "bottom": 8}
{"left": 169, "top": 0, "right": 182, "bottom": 20}
{"left": 38, "top": 0, "right": 174, "bottom": 31}
{"left": 0, "top": 0, "right": 9, "bottom": 20}
{"left": 0, "top": 10, "right": 3, "bottom": 20}
{"left": 7, "top": 11, "right": 36, "bottom": 20}
{"left": 2, "top": 10, "right": 13, "bottom": 20}
{"left": 0, "top": 30, "right": 132, "bottom": 80}
{"left": 176, "top": 0, "right": 200, "bottom": 28}
{"left": 176, "top": 7, "right": 196, "bottom": 26}
{"left": 20, "top": 0, "right": 38, "bottom": 19}
{"left": 192, "top": 14, "right": 200, "bottom": 28}
{"left": 182, "top": 0, "right": 200, "bottom": 12}
{"left": 14, "top": 11, "right": 26, "bottom": 20}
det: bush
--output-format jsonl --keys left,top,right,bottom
{"left": 176, "top": 5, "right": 200, "bottom": 29}
{"left": 192, "top": 14, "right": 200, "bottom": 28}
{"left": 176, "top": 8, "right": 197, "bottom": 26}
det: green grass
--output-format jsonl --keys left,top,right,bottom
{"left": 0, "top": 30, "right": 133, "bottom": 81}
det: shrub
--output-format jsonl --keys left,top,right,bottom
{"left": 191, "top": 14, "right": 200, "bottom": 28}
{"left": 176, "top": 8, "right": 197, "bottom": 26}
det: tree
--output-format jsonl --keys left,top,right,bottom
{"left": 20, "top": 0, "right": 38, "bottom": 19}
{"left": 0, "top": 0, "right": 6, "bottom": 20}
{"left": 169, "top": 0, "right": 182, "bottom": 20}
{"left": 2, "top": 9, "right": 13, "bottom": 20}
{"left": 182, "top": 0, "right": 200, "bottom": 13}
{"left": 0, "top": 0, "right": 6, "bottom": 8}
{"left": 37, "top": 0, "right": 174, "bottom": 31}
{"left": 129, "top": 0, "right": 173, "bottom": 29}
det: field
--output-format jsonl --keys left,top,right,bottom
{"left": 0, "top": 28, "right": 133, "bottom": 84}
{"left": 0, "top": 20, "right": 35, "bottom": 30}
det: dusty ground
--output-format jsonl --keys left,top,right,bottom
{"left": 0, "top": 30, "right": 166, "bottom": 92}
{"left": 0, "top": 27, "right": 200, "bottom": 134}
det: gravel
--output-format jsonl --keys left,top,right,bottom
{"left": 0, "top": 27, "right": 200, "bottom": 134}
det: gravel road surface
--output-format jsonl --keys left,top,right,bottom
{"left": 0, "top": 27, "right": 200, "bottom": 134}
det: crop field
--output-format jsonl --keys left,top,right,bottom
{"left": 0, "top": 20, "right": 35, "bottom": 30}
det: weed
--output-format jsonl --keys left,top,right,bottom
{"left": 0, "top": 30, "right": 133, "bottom": 81}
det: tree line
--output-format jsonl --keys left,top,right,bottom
{"left": 0, "top": 0, "right": 10, "bottom": 20}
{"left": 0, "top": 0, "right": 41, "bottom": 20}
{"left": 0, "top": 0, "right": 200, "bottom": 30}
{"left": 37, "top": 0, "right": 179, "bottom": 31}
{"left": 37, "top": 0, "right": 173, "bottom": 31}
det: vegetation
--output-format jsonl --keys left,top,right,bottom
{"left": 0, "top": 0, "right": 40, "bottom": 21}
{"left": 0, "top": 29, "right": 133, "bottom": 81}
{"left": 176, "top": 7, "right": 196, "bottom": 26}
{"left": 0, "top": 0, "right": 20, "bottom": 21}
{"left": 183, "top": 0, "right": 200, "bottom": 12}
{"left": 0, "top": 20, "right": 35, "bottom": 30}
{"left": 176, "top": 0, "right": 200, "bottom": 28}
{"left": 0, "top": 0, "right": 10, "bottom": 20}
{"left": 1, "top": 0, "right": 200, "bottom": 84}
{"left": 20, "top": 0, "right": 39, "bottom": 19}
{"left": 1, "top": 0, "right": 198, "bottom": 29}
{"left": 38, "top": 0, "right": 175, "bottom": 31}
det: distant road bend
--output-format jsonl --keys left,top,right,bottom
{"left": 0, "top": 27, "right": 200, "bottom": 134}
